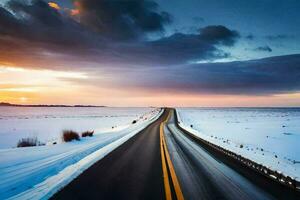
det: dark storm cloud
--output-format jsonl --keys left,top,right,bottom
{"left": 121, "top": 54, "right": 300, "bottom": 95}
{"left": 0, "top": 0, "right": 241, "bottom": 67}
{"left": 76, "top": 0, "right": 172, "bottom": 40}
{"left": 198, "top": 25, "right": 240, "bottom": 46}
{"left": 254, "top": 45, "right": 272, "bottom": 52}
{"left": 0, "top": 0, "right": 106, "bottom": 53}
{"left": 0, "top": 0, "right": 170, "bottom": 66}
{"left": 1, "top": 0, "right": 171, "bottom": 42}
{"left": 146, "top": 25, "right": 239, "bottom": 63}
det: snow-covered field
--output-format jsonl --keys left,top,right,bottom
{"left": 0, "top": 107, "right": 156, "bottom": 148}
{"left": 177, "top": 108, "right": 300, "bottom": 181}
{"left": 0, "top": 107, "right": 162, "bottom": 199}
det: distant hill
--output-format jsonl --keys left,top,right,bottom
{"left": 0, "top": 102, "right": 105, "bottom": 107}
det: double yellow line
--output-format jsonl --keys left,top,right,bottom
{"left": 160, "top": 110, "right": 184, "bottom": 200}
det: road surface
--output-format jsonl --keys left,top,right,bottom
{"left": 52, "top": 109, "right": 169, "bottom": 200}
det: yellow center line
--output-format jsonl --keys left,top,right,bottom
{"left": 160, "top": 122, "right": 172, "bottom": 200}
{"left": 160, "top": 109, "right": 185, "bottom": 200}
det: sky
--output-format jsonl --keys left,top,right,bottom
{"left": 0, "top": 0, "right": 300, "bottom": 106}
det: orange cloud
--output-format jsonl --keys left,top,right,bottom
{"left": 70, "top": 1, "right": 81, "bottom": 16}
{"left": 70, "top": 9, "right": 80, "bottom": 16}
{"left": 48, "top": 2, "right": 61, "bottom": 10}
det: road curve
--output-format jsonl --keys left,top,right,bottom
{"left": 164, "top": 109, "right": 300, "bottom": 200}
{"left": 52, "top": 109, "right": 169, "bottom": 200}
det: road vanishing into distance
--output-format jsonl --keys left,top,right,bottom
{"left": 53, "top": 109, "right": 300, "bottom": 200}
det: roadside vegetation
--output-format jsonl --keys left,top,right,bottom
{"left": 16, "top": 110, "right": 153, "bottom": 147}
{"left": 17, "top": 129, "right": 97, "bottom": 148}
{"left": 82, "top": 131, "right": 94, "bottom": 137}
{"left": 62, "top": 130, "right": 80, "bottom": 142}
{"left": 17, "top": 137, "right": 44, "bottom": 147}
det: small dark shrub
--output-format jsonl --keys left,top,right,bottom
{"left": 62, "top": 130, "right": 80, "bottom": 142}
{"left": 17, "top": 137, "right": 43, "bottom": 147}
{"left": 82, "top": 130, "right": 94, "bottom": 137}
{"left": 132, "top": 120, "right": 137, "bottom": 124}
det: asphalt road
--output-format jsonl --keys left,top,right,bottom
{"left": 52, "top": 108, "right": 300, "bottom": 200}
{"left": 52, "top": 109, "right": 169, "bottom": 200}
{"left": 164, "top": 109, "right": 300, "bottom": 200}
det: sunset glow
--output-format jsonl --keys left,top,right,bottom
{"left": 70, "top": 9, "right": 80, "bottom": 16}
{"left": 0, "top": 0, "right": 299, "bottom": 106}
{"left": 0, "top": 66, "right": 88, "bottom": 104}
{"left": 1, "top": 64, "right": 299, "bottom": 106}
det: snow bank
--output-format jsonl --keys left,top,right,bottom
{"left": 176, "top": 108, "right": 300, "bottom": 181}
{"left": 0, "top": 108, "right": 163, "bottom": 199}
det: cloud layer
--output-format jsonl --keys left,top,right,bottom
{"left": 74, "top": 0, "right": 171, "bottom": 40}
{"left": 114, "top": 54, "right": 300, "bottom": 95}
{"left": 0, "top": 0, "right": 299, "bottom": 97}
{"left": 0, "top": 0, "right": 241, "bottom": 67}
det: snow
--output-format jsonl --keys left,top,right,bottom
{"left": 176, "top": 108, "right": 300, "bottom": 181}
{"left": 0, "top": 107, "right": 155, "bottom": 148}
{"left": 0, "top": 107, "right": 162, "bottom": 199}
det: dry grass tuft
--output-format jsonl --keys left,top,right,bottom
{"left": 17, "top": 137, "right": 43, "bottom": 147}
{"left": 82, "top": 130, "right": 94, "bottom": 137}
{"left": 62, "top": 130, "right": 80, "bottom": 142}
